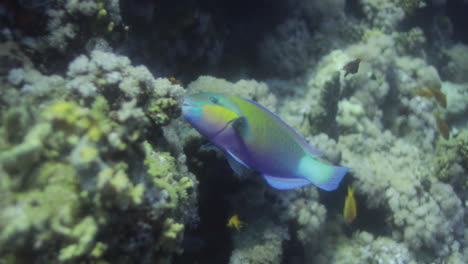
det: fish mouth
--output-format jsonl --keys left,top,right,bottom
{"left": 181, "top": 97, "right": 200, "bottom": 118}
{"left": 182, "top": 97, "right": 197, "bottom": 108}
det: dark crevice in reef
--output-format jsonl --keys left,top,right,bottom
{"left": 445, "top": 0, "right": 468, "bottom": 44}
{"left": 174, "top": 138, "right": 242, "bottom": 264}
{"left": 281, "top": 224, "right": 305, "bottom": 264}
{"left": 380, "top": 68, "right": 403, "bottom": 133}
{"left": 319, "top": 172, "right": 390, "bottom": 238}
{"left": 399, "top": 0, "right": 468, "bottom": 45}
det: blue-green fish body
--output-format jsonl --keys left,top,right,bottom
{"left": 182, "top": 92, "right": 349, "bottom": 190}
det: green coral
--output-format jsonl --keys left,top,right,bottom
{"left": 0, "top": 162, "right": 82, "bottom": 259}
{"left": 145, "top": 97, "right": 180, "bottom": 126}
{"left": 0, "top": 38, "right": 193, "bottom": 263}
{"left": 44, "top": 97, "right": 113, "bottom": 143}
{"left": 58, "top": 216, "right": 99, "bottom": 261}
{"left": 0, "top": 122, "right": 50, "bottom": 177}
{"left": 96, "top": 166, "right": 144, "bottom": 210}
{"left": 0, "top": 89, "right": 193, "bottom": 263}
{"left": 157, "top": 218, "right": 185, "bottom": 251}
{"left": 143, "top": 141, "right": 193, "bottom": 209}
{"left": 433, "top": 131, "right": 468, "bottom": 194}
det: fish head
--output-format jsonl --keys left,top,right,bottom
{"left": 182, "top": 92, "right": 240, "bottom": 138}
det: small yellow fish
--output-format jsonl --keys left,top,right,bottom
{"left": 169, "top": 76, "right": 184, "bottom": 86}
{"left": 412, "top": 88, "right": 434, "bottom": 98}
{"left": 227, "top": 215, "right": 244, "bottom": 231}
{"left": 434, "top": 112, "right": 450, "bottom": 140}
{"left": 430, "top": 87, "right": 447, "bottom": 109}
{"left": 413, "top": 85, "right": 447, "bottom": 108}
{"left": 344, "top": 186, "right": 357, "bottom": 224}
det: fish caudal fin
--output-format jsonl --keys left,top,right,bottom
{"left": 262, "top": 174, "right": 312, "bottom": 190}
{"left": 312, "top": 165, "right": 350, "bottom": 191}
{"left": 298, "top": 156, "right": 350, "bottom": 191}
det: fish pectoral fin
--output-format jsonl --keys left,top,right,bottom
{"left": 225, "top": 149, "right": 252, "bottom": 177}
{"left": 200, "top": 143, "right": 220, "bottom": 152}
{"left": 262, "top": 174, "right": 312, "bottom": 190}
{"left": 231, "top": 116, "right": 250, "bottom": 138}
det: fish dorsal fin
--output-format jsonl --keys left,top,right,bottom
{"left": 262, "top": 174, "right": 312, "bottom": 190}
{"left": 240, "top": 98, "right": 323, "bottom": 157}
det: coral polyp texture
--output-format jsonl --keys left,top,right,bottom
{"left": 0, "top": 0, "right": 467, "bottom": 263}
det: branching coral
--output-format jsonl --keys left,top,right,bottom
{"left": 432, "top": 131, "right": 468, "bottom": 199}
{"left": 360, "top": 0, "right": 405, "bottom": 31}
{"left": 229, "top": 220, "right": 289, "bottom": 264}
{"left": 288, "top": 188, "right": 327, "bottom": 243}
{"left": 143, "top": 141, "right": 193, "bottom": 210}
{"left": 332, "top": 231, "right": 416, "bottom": 264}
{"left": 66, "top": 50, "right": 183, "bottom": 126}
{"left": 0, "top": 41, "right": 197, "bottom": 263}
{"left": 339, "top": 130, "right": 463, "bottom": 257}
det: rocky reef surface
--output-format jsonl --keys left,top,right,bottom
{"left": 0, "top": 0, "right": 466, "bottom": 263}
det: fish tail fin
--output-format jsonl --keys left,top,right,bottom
{"left": 299, "top": 156, "right": 350, "bottom": 191}
{"left": 313, "top": 165, "right": 350, "bottom": 191}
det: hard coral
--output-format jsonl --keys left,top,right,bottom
{"left": 67, "top": 51, "right": 183, "bottom": 126}
{"left": 230, "top": 220, "right": 289, "bottom": 264}
{"left": 143, "top": 142, "right": 193, "bottom": 209}
{"left": 0, "top": 47, "right": 197, "bottom": 263}
{"left": 433, "top": 131, "right": 468, "bottom": 196}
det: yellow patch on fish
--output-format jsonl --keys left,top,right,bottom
{"left": 227, "top": 215, "right": 244, "bottom": 231}
{"left": 344, "top": 186, "right": 357, "bottom": 224}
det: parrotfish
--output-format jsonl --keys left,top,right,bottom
{"left": 182, "top": 92, "right": 350, "bottom": 191}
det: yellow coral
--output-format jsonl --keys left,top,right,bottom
{"left": 157, "top": 218, "right": 184, "bottom": 251}
{"left": 79, "top": 146, "right": 98, "bottom": 164}
{"left": 44, "top": 98, "right": 113, "bottom": 142}
{"left": 97, "top": 167, "right": 144, "bottom": 209}
{"left": 143, "top": 141, "right": 193, "bottom": 209}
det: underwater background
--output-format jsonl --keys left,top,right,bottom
{"left": 0, "top": 0, "right": 467, "bottom": 263}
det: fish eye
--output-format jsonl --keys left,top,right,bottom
{"left": 209, "top": 96, "right": 219, "bottom": 104}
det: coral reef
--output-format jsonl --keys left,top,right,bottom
{"left": 1, "top": 0, "right": 467, "bottom": 263}
{"left": 0, "top": 38, "right": 196, "bottom": 263}
{"left": 361, "top": 0, "right": 405, "bottom": 31}
{"left": 332, "top": 231, "right": 416, "bottom": 264}
{"left": 229, "top": 220, "right": 289, "bottom": 264}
